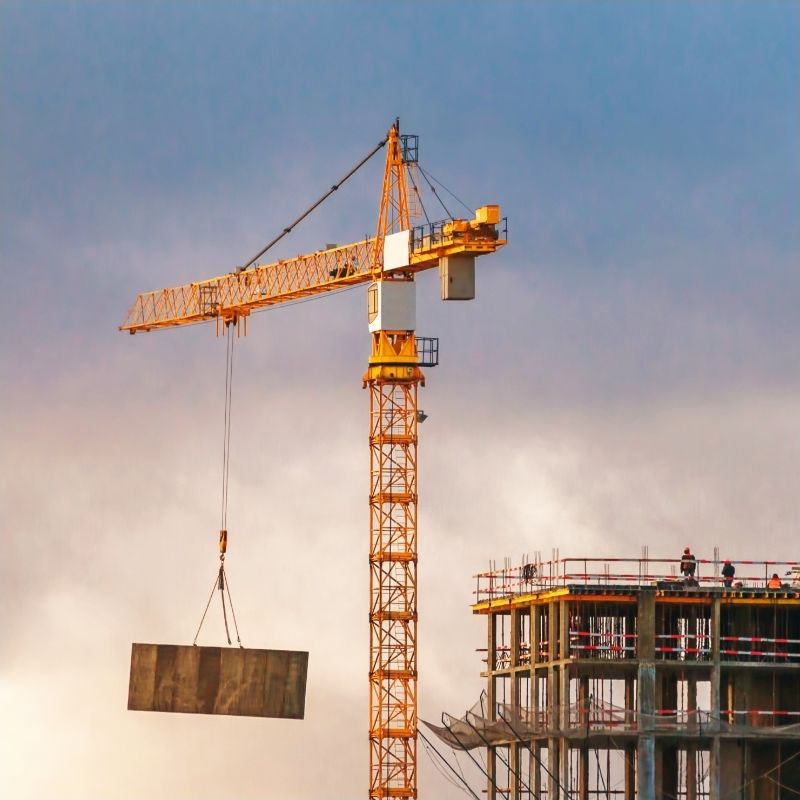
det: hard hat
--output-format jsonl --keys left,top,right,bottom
{"left": 724, "top": 559, "right": 731, "bottom": 564}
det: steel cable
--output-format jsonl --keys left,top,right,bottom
{"left": 419, "top": 728, "right": 482, "bottom": 799}
{"left": 418, "top": 165, "right": 475, "bottom": 217}
{"left": 239, "top": 137, "right": 388, "bottom": 272}
{"left": 220, "top": 327, "right": 235, "bottom": 530}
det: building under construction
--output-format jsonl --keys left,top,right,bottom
{"left": 430, "top": 554, "right": 800, "bottom": 799}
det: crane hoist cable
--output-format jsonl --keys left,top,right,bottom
{"left": 193, "top": 322, "right": 243, "bottom": 647}
{"left": 418, "top": 729, "right": 481, "bottom": 800}
{"left": 191, "top": 135, "right": 391, "bottom": 647}
{"left": 221, "top": 324, "right": 234, "bottom": 532}
{"left": 192, "top": 553, "right": 243, "bottom": 647}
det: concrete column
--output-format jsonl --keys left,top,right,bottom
{"left": 560, "top": 665, "right": 570, "bottom": 798}
{"left": 559, "top": 739, "right": 570, "bottom": 798}
{"left": 577, "top": 673, "right": 589, "bottom": 798}
{"left": 624, "top": 743, "right": 636, "bottom": 800}
{"left": 709, "top": 597, "right": 721, "bottom": 800}
{"left": 657, "top": 672, "right": 678, "bottom": 798}
{"left": 625, "top": 673, "right": 635, "bottom": 727}
{"left": 687, "top": 673, "right": 697, "bottom": 800}
{"left": 559, "top": 600, "right": 571, "bottom": 798}
{"left": 638, "top": 590, "right": 656, "bottom": 660}
{"left": 548, "top": 601, "right": 559, "bottom": 799}
{"left": 744, "top": 741, "right": 751, "bottom": 800}
{"left": 531, "top": 602, "right": 541, "bottom": 800}
{"left": 559, "top": 602, "right": 570, "bottom": 731}
{"left": 637, "top": 589, "right": 656, "bottom": 799}
{"left": 624, "top": 674, "right": 636, "bottom": 800}
{"left": 659, "top": 744, "right": 678, "bottom": 800}
{"left": 547, "top": 735, "right": 559, "bottom": 794}
{"left": 510, "top": 609, "right": 520, "bottom": 800}
{"left": 578, "top": 742, "right": 589, "bottom": 800}
{"left": 511, "top": 608, "right": 520, "bottom": 668}
{"left": 487, "top": 611, "right": 496, "bottom": 800}
{"left": 637, "top": 735, "right": 655, "bottom": 800}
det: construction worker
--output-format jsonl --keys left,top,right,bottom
{"left": 767, "top": 573, "right": 782, "bottom": 589}
{"left": 787, "top": 567, "right": 800, "bottom": 589}
{"left": 721, "top": 559, "right": 735, "bottom": 587}
{"left": 680, "top": 547, "right": 697, "bottom": 579}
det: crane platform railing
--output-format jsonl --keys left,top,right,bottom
{"left": 410, "top": 214, "right": 507, "bottom": 256}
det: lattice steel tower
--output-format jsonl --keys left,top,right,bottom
{"left": 364, "top": 123, "right": 421, "bottom": 798}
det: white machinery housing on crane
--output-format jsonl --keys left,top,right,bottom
{"left": 367, "top": 278, "right": 416, "bottom": 333}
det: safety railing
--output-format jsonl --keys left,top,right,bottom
{"left": 569, "top": 630, "right": 637, "bottom": 659}
{"left": 474, "top": 557, "right": 800, "bottom": 603}
{"left": 477, "top": 642, "right": 543, "bottom": 669}
{"left": 723, "top": 709, "right": 800, "bottom": 726}
{"left": 655, "top": 633, "right": 712, "bottom": 661}
{"left": 410, "top": 215, "right": 507, "bottom": 255}
{"left": 719, "top": 634, "right": 800, "bottom": 663}
{"left": 481, "top": 633, "right": 800, "bottom": 667}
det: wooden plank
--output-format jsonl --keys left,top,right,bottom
{"left": 128, "top": 641, "right": 158, "bottom": 709}
{"left": 127, "top": 643, "right": 308, "bottom": 719}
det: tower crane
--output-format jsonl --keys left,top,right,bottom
{"left": 120, "top": 120, "right": 506, "bottom": 799}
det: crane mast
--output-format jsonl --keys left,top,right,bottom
{"left": 120, "top": 121, "right": 506, "bottom": 799}
{"left": 365, "top": 124, "right": 420, "bottom": 798}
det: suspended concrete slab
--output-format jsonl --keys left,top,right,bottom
{"left": 127, "top": 643, "right": 308, "bottom": 719}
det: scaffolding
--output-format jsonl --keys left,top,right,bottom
{"left": 443, "top": 555, "right": 800, "bottom": 799}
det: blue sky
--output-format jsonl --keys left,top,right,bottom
{"left": 1, "top": 2, "right": 798, "bottom": 798}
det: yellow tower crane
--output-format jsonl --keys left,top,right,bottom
{"left": 121, "top": 120, "right": 506, "bottom": 799}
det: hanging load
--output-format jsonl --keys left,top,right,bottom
{"left": 127, "top": 643, "right": 308, "bottom": 719}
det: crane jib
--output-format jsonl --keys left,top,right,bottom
{"left": 120, "top": 213, "right": 505, "bottom": 332}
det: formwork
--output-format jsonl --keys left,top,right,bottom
{"left": 127, "top": 643, "right": 308, "bottom": 719}
{"left": 469, "top": 556, "right": 800, "bottom": 799}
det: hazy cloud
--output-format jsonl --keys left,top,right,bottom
{"left": 2, "top": 2, "right": 798, "bottom": 798}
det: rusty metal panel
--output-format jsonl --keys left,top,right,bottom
{"left": 127, "top": 643, "right": 308, "bottom": 719}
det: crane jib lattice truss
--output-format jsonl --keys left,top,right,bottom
{"left": 120, "top": 121, "right": 506, "bottom": 800}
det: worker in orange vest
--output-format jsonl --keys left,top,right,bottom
{"left": 767, "top": 573, "right": 782, "bottom": 589}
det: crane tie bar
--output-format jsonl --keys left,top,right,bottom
{"left": 237, "top": 136, "right": 388, "bottom": 273}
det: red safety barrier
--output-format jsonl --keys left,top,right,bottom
{"left": 728, "top": 710, "right": 800, "bottom": 717}
{"left": 721, "top": 649, "right": 794, "bottom": 658}
{"left": 571, "top": 631, "right": 637, "bottom": 639}
{"left": 720, "top": 635, "right": 800, "bottom": 645}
